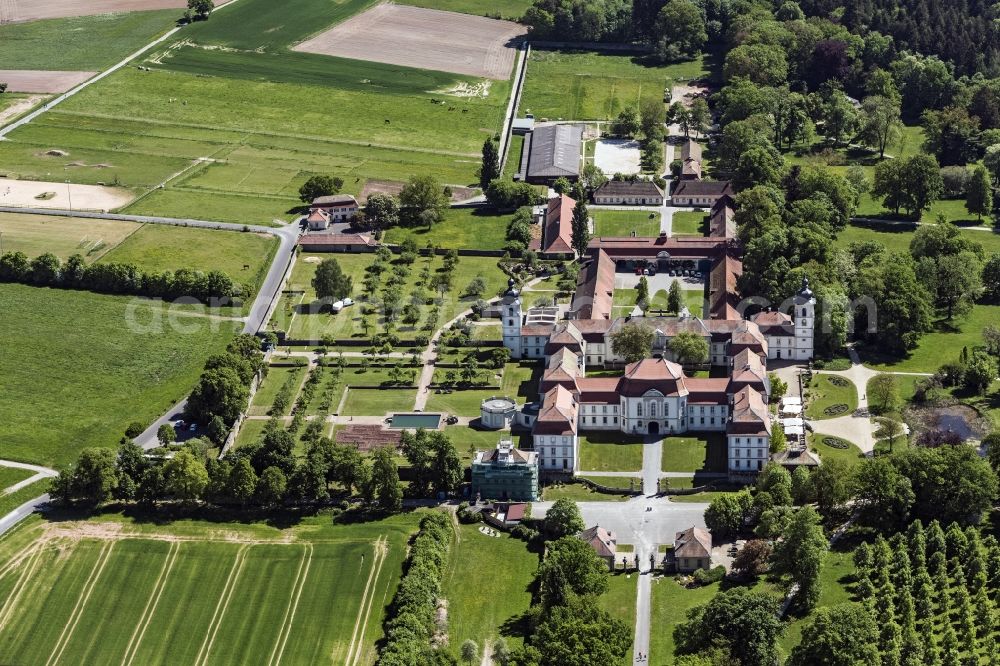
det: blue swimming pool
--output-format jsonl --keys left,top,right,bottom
{"left": 388, "top": 413, "right": 442, "bottom": 429}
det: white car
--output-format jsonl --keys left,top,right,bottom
{"left": 342, "top": 298, "right": 354, "bottom": 307}
{"left": 331, "top": 300, "right": 344, "bottom": 313}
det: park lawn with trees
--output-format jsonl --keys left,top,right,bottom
{"left": 283, "top": 251, "right": 507, "bottom": 342}
{"left": 233, "top": 418, "right": 270, "bottom": 450}
{"left": 0, "top": 510, "right": 420, "bottom": 665}
{"left": 441, "top": 522, "right": 538, "bottom": 658}
{"left": 597, "top": 573, "right": 638, "bottom": 663}
{"left": 859, "top": 304, "right": 1000, "bottom": 373}
{"left": 661, "top": 434, "right": 727, "bottom": 473}
{"left": 381, "top": 207, "right": 510, "bottom": 250}
{"left": 578, "top": 433, "right": 645, "bottom": 472}
{"left": 0, "top": 213, "right": 141, "bottom": 261}
{"left": 0, "top": 10, "right": 180, "bottom": 70}
{"left": 0, "top": 283, "right": 237, "bottom": 466}
{"left": 834, "top": 223, "right": 1000, "bottom": 257}
{"left": 650, "top": 578, "right": 721, "bottom": 663}
{"left": 803, "top": 374, "right": 858, "bottom": 420}
{"left": 671, "top": 210, "right": 708, "bottom": 235}
{"left": 100, "top": 224, "right": 277, "bottom": 296}
{"left": 519, "top": 48, "right": 707, "bottom": 121}
{"left": 591, "top": 208, "right": 661, "bottom": 237}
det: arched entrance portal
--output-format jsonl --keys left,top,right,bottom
{"left": 648, "top": 421, "right": 660, "bottom": 435}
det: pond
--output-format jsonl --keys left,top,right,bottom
{"left": 908, "top": 404, "right": 990, "bottom": 442}
{"left": 388, "top": 413, "right": 442, "bottom": 429}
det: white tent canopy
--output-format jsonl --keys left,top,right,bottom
{"left": 784, "top": 426, "right": 804, "bottom": 436}
{"left": 782, "top": 417, "right": 804, "bottom": 428}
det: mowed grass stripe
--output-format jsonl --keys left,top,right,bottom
{"left": 267, "top": 543, "right": 313, "bottom": 666}
{"left": 0, "top": 543, "right": 44, "bottom": 633}
{"left": 45, "top": 539, "right": 116, "bottom": 666}
{"left": 203, "top": 544, "right": 305, "bottom": 666}
{"left": 194, "top": 544, "right": 250, "bottom": 666}
{"left": 0, "top": 540, "right": 106, "bottom": 664}
{"left": 121, "top": 541, "right": 180, "bottom": 666}
{"left": 345, "top": 536, "right": 388, "bottom": 666}
{"left": 54, "top": 540, "right": 169, "bottom": 666}
{"left": 281, "top": 539, "right": 396, "bottom": 664}
{"left": 127, "top": 541, "right": 245, "bottom": 665}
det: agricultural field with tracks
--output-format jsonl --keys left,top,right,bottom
{"left": 0, "top": 512, "right": 418, "bottom": 665}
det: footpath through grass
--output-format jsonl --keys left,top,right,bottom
{"left": 0, "top": 284, "right": 237, "bottom": 466}
{"left": 0, "top": 510, "right": 421, "bottom": 665}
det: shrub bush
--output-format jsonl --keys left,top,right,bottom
{"left": 692, "top": 565, "right": 726, "bottom": 585}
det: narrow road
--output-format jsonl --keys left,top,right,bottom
{"left": 0, "top": 460, "right": 59, "bottom": 538}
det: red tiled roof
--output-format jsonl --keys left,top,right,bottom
{"left": 728, "top": 386, "right": 771, "bottom": 436}
{"left": 572, "top": 250, "right": 615, "bottom": 320}
{"left": 709, "top": 253, "right": 742, "bottom": 320}
{"left": 298, "top": 233, "right": 375, "bottom": 247}
{"left": 750, "top": 310, "right": 794, "bottom": 334}
{"left": 619, "top": 358, "right": 688, "bottom": 398}
{"left": 684, "top": 377, "right": 730, "bottom": 404}
{"left": 542, "top": 194, "right": 575, "bottom": 255}
{"left": 520, "top": 324, "right": 556, "bottom": 337}
{"left": 533, "top": 385, "right": 578, "bottom": 435}
{"left": 587, "top": 235, "right": 728, "bottom": 260}
{"left": 673, "top": 180, "right": 733, "bottom": 198}
{"left": 578, "top": 525, "right": 617, "bottom": 559}
{"left": 674, "top": 526, "right": 711, "bottom": 559}
{"left": 576, "top": 376, "right": 622, "bottom": 403}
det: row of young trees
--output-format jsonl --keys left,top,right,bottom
{"left": 0, "top": 250, "right": 244, "bottom": 304}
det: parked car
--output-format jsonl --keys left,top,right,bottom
{"left": 189, "top": 423, "right": 197, "bottom": 432}
{"left": 648, "top": 267, "right": 656, "bottom": 276}
{"left": 342, "top": 298, "right": 354, "bottom": 307}
{"left": 331, "top": 300, "right": 344, "bottom": 313}
{"left": 634, "top": 266, "right": 643, "bottom": 275}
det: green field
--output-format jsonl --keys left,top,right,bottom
{"left": 598, "top": 573, "right": 638, "bottom": 665}
{"left": 441, "top": 522, "right": 537, "bottom": 657}
{"left": 382, "top": 207, "right": 510, "bottom": 250}
{"left": 833, "top": 223, "right": 1000, "bottom": 257}
{"left": 396, "top": 0, "right": 533, "bottom": 19}
{"left": 807, "top": 433, "right": 866, "bottom": 467}
{"left": 0, "top": 11, "right": 180, "bottom": 70}
{"left": 0, "top": 284, "right": 237, "bottom": 466}
{"left": 578, "top": 433, "right": 645, "bottom": 472}
{"left": 661, "top": 434, "right": 727, "bottom": 473}
{"left": 248, "top": 365, "right": 308, "bottom": 417}
{"left": 100, "top": 224, "right": 278, "bottom": 295}
{"left": 0, "top": 0, "right": 514, "bottom": 224}
{"left": 671, "top": 210, "right": 708, "bottom": 236}
{"left": 340, "top": 388, "right": 417, "bottom": 416}
{"left": 0, "top": 467, "right": 34, "bottom": 492}
{"left": 520, "top": 49, "right": 707, "bottom": 121}
{"left": 592, "top": 208, "right": 661, "bottom": 237}
{"left": 542, "top": 482, "right": 634, "bottom": 501}
{"left": 803, "top": 374, "right": 858, "bottom": 420}
{"left": 0, "top": 213, "right": 141, "bottom": 260}
{"left": 0, "top": 511, "right": 420, "bottom": 665}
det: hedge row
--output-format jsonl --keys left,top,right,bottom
{"left": 0, "top": 250, "right": 243, "bottom": 304}
{"left": 378, "top": 513, "right": 453, "bottom": 666}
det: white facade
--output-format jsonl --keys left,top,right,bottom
{"left": 502, "top": 290, "right": 523, "bottom": 359}
{"left": 532, "top": 434, "right": 578, "bottom": 472}
{"left": 727, "top": 434, "right": 770, "bottom": 473}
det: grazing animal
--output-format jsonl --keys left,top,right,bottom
{"left": 385, "top": 119, "right": 390, "bottom": 124}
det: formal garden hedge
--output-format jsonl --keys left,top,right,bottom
{"left": 378, "top": 512, "right": 454, "bottom": 665}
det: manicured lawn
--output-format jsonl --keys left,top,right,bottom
{"left": 804, "top": 374, "right": 858, "bottom": 420}
{"left": 340, "top": 388, "right": 417, "bottom": 416}
{"left": 598, "top": 573, "right": 638, "bottom": 663}
{"left": 441, "top": 522, "right": 537, "bottom": 658}
{"left": 671, "top": 210, "right": 708, "bottom": 236}
{"left": 661, "top": 434, "right": 727, "bottom": 474}
{"left": 521, "top": 48, "right": 707, "bottom": 121}
{"left": 807, "top": 433, "right": 866, "bottom": 467}
{"left": 0, "top": 10, "right": 180, "bottom": 70}
{"left": 592, "top": 208, "right": 661, "bottom": 237}
{"left": 578, "top": 433, "right": 645, "bottom": 472}
{"left": 579, "top": 475, "right": 641, "bottom": 491}
{"left": 0, "top": 284, "right": 237, "bottom": 466}
{"left": 0, "top": 510, "right": 421, "bottom": 665}
{"left": 779, "top": 546, "right": 859, "bottom": 655}
{"left": 100, "top": 224, "right": 277, "bottom": 295}
{"left": 857, "top": 304, "right": 1000, "bottom": 373}
{"left": 0, "top": 466, "right": 35, "bottom": 492}
{"left": 0, "top": 213, "right": 140, "bottom": 261}
{"left": 382, "top": 207, "right": 510, "bottom": 251}
{"left": 233, "top": 418, "right": 271, "bottom": 450}
{"left": 667, "top": 490, "right": 732, "bottom": 503}
{"left": 649, "top": 578, "right": 720, "bottom": 664}
{"left": 503, "top": 133, "right": 525, "bottom": 178}
{"left": 542, "top": 482, "right": 633, "bottom": 502}
{"left": 248, "top": 365, "right": 307, "bottom": 416}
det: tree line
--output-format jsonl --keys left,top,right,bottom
{"left": 0, "top": 250, "right": 244, "bottom": 305}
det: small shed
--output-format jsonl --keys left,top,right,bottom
{"left": 674, "top": 526, "right": 712, "bottom": 572}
